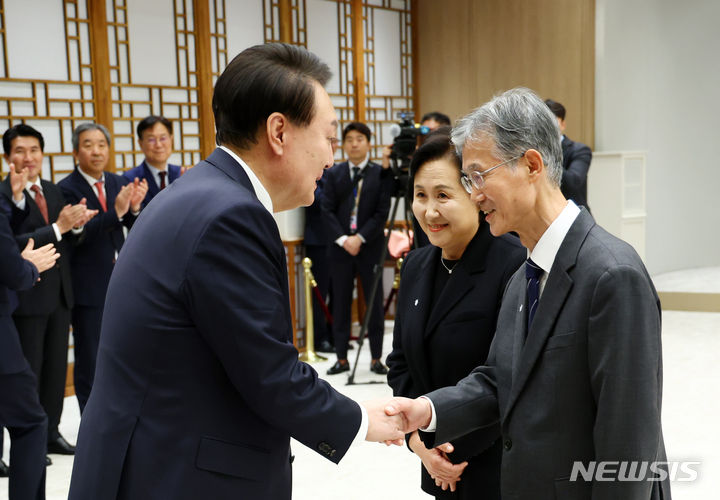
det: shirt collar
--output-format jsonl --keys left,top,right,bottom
{"left": 25, "top": 177, "right": 42, "bottom": 192}
{"left": 144, "top": 161, "right": 167, "bottom": 175}
{"left": 528, "top": 200, "right": 581, "bottom": 274}
{"left": 348, "top": 154, "right": 369, "bottom": 171}
{"left": 219, "top": 146, "right": 273, "bottom": 214}
{"left": 77, "top": 167, "right": 104, "bottom": 187}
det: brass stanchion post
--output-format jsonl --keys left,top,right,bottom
{"left": 394, "top": 258, "right": 403, "bottom": 290}
{"left": 299, "top": 258, "right": 326, "bottom": 363}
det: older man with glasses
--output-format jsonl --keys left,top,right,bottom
{"left": 389, "top": 87, "right": 671, "bottom": 500}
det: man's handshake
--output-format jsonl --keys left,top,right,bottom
{"left": 361, "top": 397, "right": 434, "bottom": 444}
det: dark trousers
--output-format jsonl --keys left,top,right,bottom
{"left": 71, "top": 305, "right": 103, "bottom": 413}
{"left": 0, "top": 365, "right": 48, "bottom": 500}
{"left": 305, "top": 244, "right": 332, "bottom": 348}
{"left": 329, "top": 244, "right": 385, "bottom": 360}
{"left": 14, "top": 305, "right": 70, "bottom": 442}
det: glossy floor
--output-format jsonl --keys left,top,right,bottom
{"left": 2, "top": 307, "right": 718, "bottom": 499}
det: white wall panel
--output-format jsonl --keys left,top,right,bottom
{"left": 5, "top": 0, "right": 68, "bottom": 80}
{"left": 372, "top": 9, "right": 401, "bottom": 96}
{"left": 225, "top": 0, "right": 264, "bottom": 63}
{"left": 595, "top": 0, "right": 720, "bottom": 274}
{"left": 306, "top": 0, "right": 340, "bottom": 94}
{"left": 127, "top": 0, "right": 177, "bottom": 86}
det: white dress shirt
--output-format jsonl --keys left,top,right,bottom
{"left": 219, "top": 146, "right": 273, "bottom": 213}
{"left": 527, "top": 200, "right": 581, "bottom": 297}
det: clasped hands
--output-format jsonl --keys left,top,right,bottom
{"left": 362, "top": 397, "right": 466, "bottom": 491}
{"left": 342, "top": 234, "right": 363, "bottom": 256}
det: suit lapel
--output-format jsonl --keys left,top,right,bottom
{"left": 23, "top": 188, "right": 46, "bottom": 225}
{"left": 504, "top": 210, "right": 594, "bottom": 419}
{"left": 204, "top": 148, "right": 257, "bottom": 198}
{"left": 104, "top": 173, "right": 119, "bottom": 205}
{"left": 425, "top": 226, "right": 490, "bottom": 335}
{"left": 508, "top": 270, "right": 527, "bottom": 392}
{"left": 169, "top": 164, "right": 181, "bottom": 183}
{"left": 356, "top": 163, "right": 375, "bottom": 211}
{"left": 142, "top": 162, "right": 160, "bottom": 197}
{"left": 338, "top": 162, "right": 352, "bottom": 201}
{"left": 72, "top": 169, "right": 103, "bottom": 211}
{"left": 505, "top": 269, "right": 573, "bottom": 418}
{"left": 41, "top": 180, "right": 63, "bottom": 220}
{"left": 402, "top": 250, "right": 435, "bottom": 391}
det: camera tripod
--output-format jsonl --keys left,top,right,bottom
{"left": 347, "top": 167, "right": 413, "bottom": 385}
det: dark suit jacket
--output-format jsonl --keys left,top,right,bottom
{"left": 387, "top": 223, "right": 524, "bottom": 498}
{"left": 321, "top": 160, "right": 392, "bottom": 254}
{"left": 68, "top": 148, "right": 362, "bottom": 500}
{"left": 423, "top": 210, "right": 671, "bottom": 500}
{"left": 0, "top": 209, "right": 38, "bottom": 374}
{"left": 122, "top": 160, "right": 181, "bottom": 208}
{"left": 58, "top": 168, "right": 135, "bottom": 308}
{"left": 0, "top": 178, "right": 75, "bottom": 315}
{"left": 561, "top": 135, "right": 592, "bottom": 211}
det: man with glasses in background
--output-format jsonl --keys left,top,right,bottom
{"left": 123, "top": 115, "right": 182, "bottom": 208}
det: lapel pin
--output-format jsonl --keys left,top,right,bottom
{"left": 414, "top": 299, "right": 419, "bottom": 306}
{"left": 519, "top": 304, "right": 523, "bottom": 312}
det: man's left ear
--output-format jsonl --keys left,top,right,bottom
{"left": 266, "top": 112, "right": 287, "bottom": 155}
{"left": 524, "top": 149, "right": 544, "bottom": 181}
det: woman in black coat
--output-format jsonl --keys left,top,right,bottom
{"left": 386, "top": 132, "right": 525, "bottom": 499}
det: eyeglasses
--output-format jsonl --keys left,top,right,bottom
{"left": 460, "top": 152, "right": 525, "bottom": 193}
{"left": 145, "top": 135, "right": 171, "bottom": 146}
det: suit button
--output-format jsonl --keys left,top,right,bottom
{"left": 503, "top": 439, "right": 512, "bottom": 451}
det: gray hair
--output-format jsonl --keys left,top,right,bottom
{"left": 72, "top": 123, "right": 111, "bottom": 151}
{"left": 451, "top": 87, "right": 563, "bottom": 188}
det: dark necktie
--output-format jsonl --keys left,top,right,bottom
{"left": 30, "top": 185, "right": 49, "bottom": 224}
{"left": 159, "top": 171, "right": 167, "bottom": 190}
{"left": 350, "top": 166, "right": 361, "bottom": 234}
{"left": 525, "top": 258, "right": 543, "bottom": 333}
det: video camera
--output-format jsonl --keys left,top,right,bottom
{"left": 388, "top": 112, "right": 430, "bottom": 172}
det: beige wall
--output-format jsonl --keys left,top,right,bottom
{"left": 414, "top": 0, "right": 595, "bottom": 148}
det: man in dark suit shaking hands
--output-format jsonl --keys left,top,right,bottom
{"left": 68, "top": 43, "right": 405, "bottom": 500}
{"left": 391, "top": 88, "right": 671, "bottom": 500}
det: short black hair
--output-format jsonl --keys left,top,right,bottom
{"left": 342, "top": 122, "right": 371, "bottom": 142}
{"left": 409, "top": 130, "right": 461, "bottom": 187}
{"left": 213, "top": 43, "right": 332, "bottom": 150}
{"left": 544, "top": 99, "right": 566, "bottom": 120}
{"left": 3, "top": 124, "right": 44, "bottom": 155}
{"left": 137, "top": 115, "right": 173, "bottom": 140}
{"left": 420, "top": 111, "right": 451, "bottom": 126}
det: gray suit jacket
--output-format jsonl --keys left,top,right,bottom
{"left": 423, "top": 209, "right": 670, "bottom": 500}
